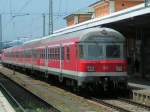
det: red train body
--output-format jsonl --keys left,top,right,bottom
{"left": 2, "top": 27, "right": 127, "bottom": 90}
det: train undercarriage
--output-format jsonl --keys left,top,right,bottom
{"left": 2, "top": 62, "right": 128, "bottom": 94}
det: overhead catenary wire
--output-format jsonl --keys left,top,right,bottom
{"left": 48, "top": 0, "right": 53, "bottom": 35}
{"left": 9, "top": 0, "right": 13, "bottom": 17}
{"left": 1, "top": 12, "right": 69, "bottom": 17}
{"left": 16, "top": 0, "right": 33, "bottom": 13}
{"left": 57, "top": 0, "right": 62, "bottom": 19}
{"left": 56, "top": 0, "right": 62, "bottom": 26}
{"left": 4, "top": 0, "right": 33, "bottom": 32}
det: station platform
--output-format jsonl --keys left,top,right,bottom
{"left": 128, "top": 73, "right": 150, "bottom": 89}
{"left": 0, "top": 90, "right": 15, "bottom": 112}
{"left": 133, "top": 90, "right": 150, "bottom": 105}
{"left": 128, "top": 74, "right": 150, "bottom": 105}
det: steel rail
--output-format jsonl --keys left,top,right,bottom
{"left": 0, "top": 83, "right": 26, "bottom": 112}
{"left": 0, "top": 75, "right": 60, "bottom": 112}
{"left": 118, "top": 97, "right": 150, "bottom": 110}
{"left": 91, "top": 97, "right": 132, "bottom": 112}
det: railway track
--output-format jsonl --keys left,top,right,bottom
{"left": 91, "top": 97, "right": 150, "bottom": 112}
{"left": 1, "top": 66, "right": 150, "bottom": 112}
{"left": 0, "top": 76, "right": 61, "bottom": 112}
{"left": 0, "top": 83, "right": 26, "bottom": 112}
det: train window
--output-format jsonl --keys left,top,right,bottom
{"left": 50, "top": 48, "right": 53, "bottom": 59}
{"left": 66, "top": 46, "right": 70, "bottom": 60}
{"left": 54, "top": 48, "right": 56, "bottom": 59}
{"left": 47, "top": 47, "right": 61, "bottom": 60}
{"left": 52, "top": 48, "right": 54, "bottom": 59}
{"left": 61, "top": 47, "right": 64, "bottom": 60}
{"left": 57, "top": 48, "right": 60, "bottom": 60}
{"left": 40, "top": 49, "right": 43, "bottom": 59}
{"left": 87, "top": 45, "right": 103, "bottom": 59}
{"left": 42, "top": 49, "right": 43, "bottom": 59}
{"left": 79, "top": 45, "right": 84, "bottom": 58}
{"left": 40, "top": 50, "right": 42, "bottom": 58}
{"left": 32, "top": 49, "right": 36, "bottom": 58}
{"left": 42, "top": 49, "right": 44, "bottom": 59}
{"left": 50, "top": 48, "right": 52, "bottom": 59}
{"left": 42, "top": 50, "right": 43, "bottom": 58}
{"left": 56, "top": 48, "right": 58, "bottom": 60}
{"left": 48, "top": 48, "right": 50, "bottom": 59}
{"left": 56, "top": 48, "right": 58, "bottom": 59}
{"left": 106, "top": 45, "right": 120, "bottom": 58}
{"left": 49, "top": 48, "right": 52, "bottom": 59}
{"left": 43, "top": 49, "right": 45, "bottom": 59}
{"left": 49, "top": 48, "right": 50, "bottom": 59}
{"left": 44, "top": 49, "right": 45, "bottom": 59}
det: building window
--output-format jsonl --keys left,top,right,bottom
{"left": 122, "top": 3, "right": 125, "bottom": 7}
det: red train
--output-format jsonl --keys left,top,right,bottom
{"left": 2, "top": 27, "right": 127, "bottom": 90}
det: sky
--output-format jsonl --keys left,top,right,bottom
{"left": 0, "top": 0, "right": 98, "bottom": 41}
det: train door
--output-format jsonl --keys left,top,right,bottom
{"left": 76, "top": 43, "right": 80, "bottom": 85}
{"left": 45, "top": 47, "right": 48, "bottom": 67}
{"left": 43, "top": 47, "right": 49, "bottom": 78}
{"left": 59, "top": 46, "right": 64, "bottom": 82}
{"left": 32, "top": 48, "right": 37, "bottom": 68}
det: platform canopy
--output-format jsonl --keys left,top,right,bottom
{"left": 54, "top": 3, "right": 150, "bottom": 36}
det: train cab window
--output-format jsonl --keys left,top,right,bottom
{"left": 87, "top": 45, "right": 103, "bottom": 59}
{"left": 106, "top": 45, "right": 120, "bottom": 58}
{"left": 79, "top": 43, "right": 103, "bottom": 60}
{"left": 66, "top": 46, "right": 70, "bottom": 60}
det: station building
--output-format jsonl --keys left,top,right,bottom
{"left": 65, "top": 0, "right": 144, "bottom": 26}
{"left": 64, "top": 8, "right": 94, "bottom": 26}
{"left": 63, "top": 0, "right": 150, "bottom": 78}
{"left": 90, "top": 0, "right": 144, "bottom": 18}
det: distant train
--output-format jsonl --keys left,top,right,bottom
{"left": 2, "top": 27, "right": 127, "bottom": 91}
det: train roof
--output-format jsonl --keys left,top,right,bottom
{"left": 4, "top": 27, "right": 125, "bottom": 51}
{"left": 24, "top": 27, "right": 124, "bottom": 45}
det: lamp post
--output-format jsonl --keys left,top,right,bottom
{"left": 49, "top": 0, "right": 53, "bottom": 35}
{"left": 42, "top": 13, "right": 46, "bottom": 36}
{"left": 11, "top": 13, "right": 30, "bottom": 42}
{"left": 0, "top": 14, "right": 2, "bottom": 53}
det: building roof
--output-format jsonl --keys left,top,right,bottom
{"left": 89, "top": 0, "right": 144, "bottom": 7}
{"left": 55, "top": 3, "right": 148, "bottom": 34}
{"left": 89, "top": 0, "right": 104, "bottom": 7}
{"left": 64, "top": 7, "right": 94, "bottom": 19}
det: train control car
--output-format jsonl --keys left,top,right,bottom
{"left": 2, "top": 27, "right": 127, "bottom": 90}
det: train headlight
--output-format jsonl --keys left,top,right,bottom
{"left": 87, "top": 65, "right": 95, "bottom": 72}
{"left": 116, "top": 65, "right": 123, "bottom": 72}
